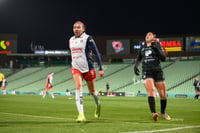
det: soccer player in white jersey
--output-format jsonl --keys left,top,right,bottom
{"left": 69, "top": 21, "right": 104, "bottom": 122}
{"left": 43, "top": 72, "right": 55, "bottom": 99}
{"left": 0, "top": 72, "right": 7, "bottom": 95}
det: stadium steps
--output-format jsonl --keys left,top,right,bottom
{"left": 167, "top": 72, "right": 200, "bottom": 92}
{"left": 5, "top": 60, "right": 199, "bottom": 94}
{"left": 96, "top": 63, "right": 133, "bottom": 81}
{"left": 37, "top": 66, "right": 72, "bottom": 91}
{"left": 24, "top": 66, "right": 71, "bottom": 91}
{"left": 7, "top": 67, "right": 45, "bottom": 83}
{"left": 67, "top": 63, "right": 133, "bottom": 92}
{"left": 0, "top": 68, "right": 14, "bottom": 77}
{"left": 162, "top": 60, "right": 175, "bottom": 69}
{"left": 111, "top": 61, "right": 175, "bottom": 92}
{"left": 164, "top": 60, "right": 200, "bottom": 91}
{"left": 7, "top": 66, "right": 68, "bottom": 91}
{"left": 95, "top": 64, "right": 134, "bottom": 92}
{"left": 112, "top": 81, "right": 135, "bottom": 92}
{"left": 37, "top": 63, "right": 132, "bottom": 92}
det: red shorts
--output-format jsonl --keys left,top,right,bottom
{"left": 71, "top": 68, "right": 96, "bottom": 81}
{"left": 46, "top": 83, "right": 52, "bottom": 89}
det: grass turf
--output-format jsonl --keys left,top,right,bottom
{"left": 0, "top": 95, "right": 200, "bottom": 133}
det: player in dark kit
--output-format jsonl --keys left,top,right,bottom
{"left": 134, "top": 32, "right": 171, "bottom": 121}
{"left": 106, "top": 81, "right": 111, "bottom": 96}
{"left": 193, "top": 77, "right": 200, "bottom": 100}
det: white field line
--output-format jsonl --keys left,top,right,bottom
{"left": 0, "top": 112, "right": 73, "bottom": 121}
{"left": 122, "top": 125, "right": 200, "bottom": 133}
{"left": 1, "top": 112, "right": 199, "bottom": 133}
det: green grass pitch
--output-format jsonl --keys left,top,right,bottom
{"left": 0, "top": 95, "right": 200, "bottom": 133}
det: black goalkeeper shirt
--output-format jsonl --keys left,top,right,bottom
{"left": 136, "top": 42, "right": 165, "bottom": 72}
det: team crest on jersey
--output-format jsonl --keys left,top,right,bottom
{"left": 145, "top": 50, "right": 152, "bottom": 56}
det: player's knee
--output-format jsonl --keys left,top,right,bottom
{"left": 147, "top": 90, "right": 155, "bottom": 96}
{"left": 160, "top": 95, "right": 167, "bottom": 99}
{"left": 76, "top": 84, "right": 82, "bottom": 90}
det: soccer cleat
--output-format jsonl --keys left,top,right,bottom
{"left": 193, "top": 98, "right": 198, "bottom": 101}
{"left": 159, "top": 112, "right": 171, "bottom": 120}
{"left": 152, "top": 113, "right": 158, "bottom": 121}
{"left": 76, "top": 113, "right": 86, "bottom": 122}
{"left": 94, "top": 104, "right": 101, "bottom": 118}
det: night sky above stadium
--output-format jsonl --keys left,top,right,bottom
{"left": 0, "top": 0, "right": 199, "bottom": 52}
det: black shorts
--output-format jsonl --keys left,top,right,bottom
{"left": 142, "top": 69, "right": 165, "bottom": 82}
{"left": 195, "top": 88, "right": 200, "bottom": 92}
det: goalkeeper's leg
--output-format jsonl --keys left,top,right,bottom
{"left": 155, "top": 81, "right": 171, "bottom": 120}
{"left": 144, "top": 78, "right": 158, "bottom": 121}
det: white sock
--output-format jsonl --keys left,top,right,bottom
{"left": 43, "top": 92, "right": 46, "bottom": 97}
{"left": 76, "top": 90, "right": 83, "bottom": 114}
{"left": 92, "top": 91, "right": 100, "bottom": 105}
{"left": 51, "top": 92, "right": 54, "bottom": 98}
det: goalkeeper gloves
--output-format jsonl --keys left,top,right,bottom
{"left": 134, "top": 66, "right": 140, "bottom": 76}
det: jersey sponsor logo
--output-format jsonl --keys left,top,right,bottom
{"left": 73, "top": 56, "right": 81, "bottom": 59}
{"left": 71, "top": 47, "right": 83, "bottom": 54}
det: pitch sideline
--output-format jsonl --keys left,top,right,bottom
{"left": 0, "top": 112, "right": 73, "bottom": 121}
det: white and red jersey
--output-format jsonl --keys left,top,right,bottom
{"left": 2, "top": 79, "right": 6, "bottom": 87}
{"left": 69, "top": 32, "right": 103, "bottom": 73}
{"left": 46, "top": 74, "right": 53, "bottom": 87}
